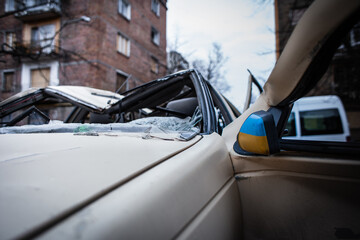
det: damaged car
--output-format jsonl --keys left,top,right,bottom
{"left": 0, "top": 69, "right": 239, "bottom": 137}
{"left": 0, "top": 69, "right": 243, "bottom": 239}
{"left": 1, "top": 0, "right": 360, "bottom": 239}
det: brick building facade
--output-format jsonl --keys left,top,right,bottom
{"left": 0, "top": 0, "right": 167, "bottom": 101}
{"left": 275, "top": 0, "right": 360, "bottom": 140}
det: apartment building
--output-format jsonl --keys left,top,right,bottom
{"left": 0, "top": 0, "right": 167, "bottom": 101}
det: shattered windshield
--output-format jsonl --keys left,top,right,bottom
{"left": 0, "top": 71, "right": 203, "bottom": 139}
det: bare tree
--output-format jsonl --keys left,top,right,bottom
{"left": 167, "top": 50, "right": 189, "bottom": 74}
{"left": 167, "top": 28, "right": 192, "bottom": 74}
{"left": 192, "top": 42, "right": 230, "bottom": 93}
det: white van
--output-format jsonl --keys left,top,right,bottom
{"left": 283, "top": 95, "right": 351, "bottom": 142}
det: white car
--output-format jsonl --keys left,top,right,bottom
{"left": 283, "top": 95, "right": 351, "bottom": 141}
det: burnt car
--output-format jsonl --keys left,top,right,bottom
{"left": 1, "top": 0, "right": 360, "bottom": 239}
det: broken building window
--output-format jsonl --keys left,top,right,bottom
{"left": 23, "top": 19, "right": 59, "bottom": 54}
{"left": 30, "top": 24, "right": 56, "bottom": 53}
{"left": 151, "top": 27, "right": 160, "bottom": 46}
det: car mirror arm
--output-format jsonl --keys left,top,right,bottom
{"left": 267, "top": 105, "right": 293, "bottom": 138}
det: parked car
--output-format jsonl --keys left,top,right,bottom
{"left": 282, "top": 95, "right": 351, "bottom": 141}
{"left": 1, "top": 0, "right": 360, "bottom": 239}
{"left": 0, "top": 69, "right": 243, "bottom": 240}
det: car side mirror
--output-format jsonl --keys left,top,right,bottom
{"left": 233, "top": 110, "right": 280, "bottom": 155}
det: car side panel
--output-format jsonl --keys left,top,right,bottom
{"left": 176, "top": 178, "right": 242, "bottom": 240}
{"left": 231, "top": 151, "right": 360, "bottom": 240}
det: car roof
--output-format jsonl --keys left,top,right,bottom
{"left": 46, "top": 86, "right": 123, "bottom": 111}
{"left": 0, "top": 86, "right": 123, "bottom": 114}
{"left": 295, "top": 95, "right": 342, "bottom": 105}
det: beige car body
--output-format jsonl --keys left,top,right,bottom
{"left": 0, "top": 0, "right": 360, "bottom": 239}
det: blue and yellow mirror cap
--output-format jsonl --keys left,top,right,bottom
{"left": 233, "top": 110, "right": 280, "bottom": 155}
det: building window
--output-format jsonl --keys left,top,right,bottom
{"left": 5, "top": 0, "right": 15, "bottom": 12}
{"left": 4, "top": 32, "right": 16, "bottom": 51}
{"left": 118, "top": 0, "right": 131, "bottom": 20}
{"left": 150, "top": 57, "right": 159, "bottom": 74}
{"left": 151, "top": 27, "right": 160, "bottom": 46}
{"left": 23, "top": 19, "right": 60, "bottom": 55}
{"left": 116, "top": 71, "right": 129, "bottom": 93}
{"left": 21, "top": 61, "right": 58, "bottom": 90}
{"left": 2, "top": 71, "right": 15, "bottom": 92}
{"left": 117, "top": 33, "right": 131, "bottom": 57}
{"left": 31, "top": 68, "right": 50, "bottom": 88}
{"left": 30, "top": 24, "right": 56, "bottom": 53}
{"left": 151, "top": 0, "right": 160, "bottom": 16}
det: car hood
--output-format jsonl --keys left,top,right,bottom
{"left": 0, "top": 133, "right": 201, "bottom": 239}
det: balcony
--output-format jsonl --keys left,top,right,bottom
{"left": 8, "top": 39, "right": 60, "bottom": 62}
{"left": 15, "top": 0, "right": 61, "bottom": 21}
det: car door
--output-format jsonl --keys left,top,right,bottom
{"left": 223, "top": 0, "right": 360, "bottom": 239}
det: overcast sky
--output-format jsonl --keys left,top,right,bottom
{"left": 166, "top": 0, "right": 276, "bottom": 111}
